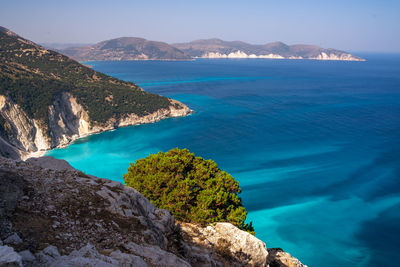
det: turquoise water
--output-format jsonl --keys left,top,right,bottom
{"left": 48, "top": 56, "right": 400, "bottom": 267}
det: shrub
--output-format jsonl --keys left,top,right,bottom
{"left": 123, "top": 148, "right": 254, "bottom": 234}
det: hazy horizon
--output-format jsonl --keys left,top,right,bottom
{"left": 2, "top": 0, "right": 400, "bottom": 53}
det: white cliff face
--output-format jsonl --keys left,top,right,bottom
{"left": 202, "top": 50, "right": 284, "bottom": 59}
{"left": 311, "top": 52, "right": 365, "bottom": 61}
{"left": 117, "top": 99, "right": 191, "bottom": 128}
{"left": 0, "top": 95, "right": 51, "bottom": 157}
{"left": 0, "top": 93, "right": 192, "bottom": 159}
{"left": 200, "top": 50, "right": 364, "bottom": 61}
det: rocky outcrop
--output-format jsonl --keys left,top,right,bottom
{"left": 267, "top": 249, "right": 306, "bottom": 267}
{"left": 181, "top": 222, "right": 269, "bottom": 266}
{"left": 0, "top": 93, "right": 192, "bottom": 160}
{"left": 0, "top": 245, "right": 22, "bottom": 267}
{"left": 0, "top": 156, "right": 305, "bottom": 266}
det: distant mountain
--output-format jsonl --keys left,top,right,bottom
{"left": 173, "top": 38, "right": 365, "bottom": 61}
{"left": 0, "top": 26, "right": 190, "bottom": 159}
{"left": 59, "top": 37, "right": 191, "bottom": 61}
{"left": 40, "top": 42, "right": 93, "bottom": 50}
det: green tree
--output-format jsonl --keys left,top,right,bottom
{"left": 123, "top": 148, "right": 254, "bottom": 234}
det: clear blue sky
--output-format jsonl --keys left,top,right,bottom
{"left": 2, "top": 0, "right": 400, "bottom": 52}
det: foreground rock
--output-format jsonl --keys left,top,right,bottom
{"left": 0, "top": 156, "right": 306, "bottom": 266}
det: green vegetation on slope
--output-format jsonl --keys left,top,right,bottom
{"left": 0, "top": 27, "right": 171, "bottom": 126}
{"left": 123, "top": 148, "right": 254, "bottom": 234}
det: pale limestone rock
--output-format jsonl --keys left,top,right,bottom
{"left": 109, "top": 250, "right": 147, "bottom": 267}
{"left": 3, "top": 233, "right": 22, "bottom": 245}
{"left": 123, "top": 242, "right": 190, "bottom": 267}
{"left": 0, "top": 245, "right": 23, "bottom": 267}
{"left": 182, "top": 222, "right": 268, "bottom": 266}
{"left": 49, "top": 244, "right": 118, "bottom": 267}
{"left": 0, "top": 95, "right": 51, "bottom": 155}
{"left": 18, "top": 250, "right": 36, "bottom": 263}
{"left": 36, "top": 245, "right": 60, "bottom": 264}
{"left": 202, "top": 50, "right": 284, "bottom": 59}
{"left": 37, "top": 244, "right": 146, "bottom": 267}
{"left": 267, "top": 248, "right": 308, "bottom": 267}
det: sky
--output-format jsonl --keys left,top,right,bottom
{"left": 1, "top": 0, "right": 400, "bottom": 52}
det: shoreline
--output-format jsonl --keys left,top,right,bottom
{"left": 23, "top": 106, "right": 193, "bottom": 161}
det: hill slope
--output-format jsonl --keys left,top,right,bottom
{"left": 59, "top": 37, "right": 192, "bottom": 61}
{"left": 173, "top": 38, "right": 365, "bottom": 61}
{"left": 0, "top": 26, "right": 191, "bottom": 159}
{"left": 0, "top": 156, "right": 306, "bottom": 267}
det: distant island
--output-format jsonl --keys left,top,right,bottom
{"left": 58, "top": 37, "right": 192, "bottom": 61}
{"left": 54, "top": 37, "right": 365, "bottom": 62}
{"left": 173, "top": 38, "right": 365, "bottom": 61}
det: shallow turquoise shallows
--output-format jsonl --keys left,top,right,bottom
{"left": 47, "top": 56, "right": 400, "bottom": 267}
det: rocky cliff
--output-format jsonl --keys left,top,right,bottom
{"left": 0, "top": 91, "right": 191, "bottom": 160}
{"left": 0, "top": 26, "right": 192, "bottom": 159}
{"left": 0, "top": 156, "right": 306, "bottom": 267}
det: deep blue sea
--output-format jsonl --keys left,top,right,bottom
{"left": 47, "top": 56, "right": 400, "bottom": 267}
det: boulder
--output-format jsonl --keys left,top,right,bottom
{"left": 182, "top": 222, "right": 268, "bottom": 266}
{"left": 0, "top": 245, "right": 22, "bottom": 267}
{"left": 3, "top": 233, "right": 22, "bottom": 245}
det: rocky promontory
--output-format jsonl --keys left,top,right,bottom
{"left": 0, "top": 26, "right": 192, "bottom": 160}
{"left": 0, "top": 156, "right": 306, "bottom": 266}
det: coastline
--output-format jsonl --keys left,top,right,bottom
{"left": 23, "top": 103, "right": 193, "bottom": 161}
{"left": 79, "top": 58, "right": 195, "bottom": 64}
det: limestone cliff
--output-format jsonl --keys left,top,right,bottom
{"left": 0, "top": 93, "right": 191, "bottom": 160}
{"left": 0, "top": 156, "right": 305, "bottom": 266}
{"left": 200, "top": 50, "right": 364, "bottom": 61}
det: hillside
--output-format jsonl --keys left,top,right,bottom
{"left": 0, "top": 156, "right": 305, "bottom": 267}
{"left": 0, "top": 26, "right": 191, "bottom": 159}
{"left": 59, "top": 37, "right": 192, "bottom": 61}
{"left": 173, "top": 38, "right": 365, "bottom": 61}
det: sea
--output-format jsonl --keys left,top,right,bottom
{"left": 47, "top": 55, "right": 400, "bottom": 267}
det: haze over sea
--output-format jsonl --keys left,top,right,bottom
{"left": 47, "top": 56, "right": 400, "bottom": 267}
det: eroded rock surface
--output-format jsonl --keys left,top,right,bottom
{"left": 0, "top": 93, "right": 192, "bottom": 160}
{"left": 0, "top": 156, "right": 305, "bottom": 266}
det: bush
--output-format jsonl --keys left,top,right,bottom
{"left": 123, "top": 148, "right": 254, "bottom": 234}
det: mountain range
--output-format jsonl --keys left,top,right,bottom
{"left": 58, "top": 37, "right": 191, "bottom": 61}
{"left": 56, "top": 37, "right": 365, "bottom": 61}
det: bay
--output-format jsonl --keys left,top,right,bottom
{"left": 47, "top": 56, "right": 400, "bottom": 267}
